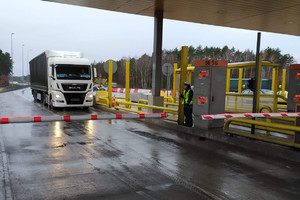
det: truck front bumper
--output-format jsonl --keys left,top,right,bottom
{"left": 51, "top": 91, "right": 93, "bottom": 107}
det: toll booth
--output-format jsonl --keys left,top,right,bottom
{"left": 288, "top": 64, "right": 300, "bottom": 112}
{"left": 192, "top": 60, "right": 228, "bottom": 130}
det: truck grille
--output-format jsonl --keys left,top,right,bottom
{"left": 63, "top": 93, "right": 86, "bottom": 104}
{"left": 61, "top": 83, "right": 88, "bottom": 91}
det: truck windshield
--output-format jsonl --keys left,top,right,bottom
{"left": 56, "top": 65, "right": 91, "bottom": 80}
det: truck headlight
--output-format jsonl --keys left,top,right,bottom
{"left": 89, "top": 94, "right": 93, "bottom": 98}
{"left": 55, "top": 94, "right": 61, "bottom": 98}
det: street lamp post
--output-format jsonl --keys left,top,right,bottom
{"left": 27, "top": 49, "right": 33, "bottom": 76}
{"left": 11, "top": 33, "right": 14, "bottom": 84}
{"left": 22, "top": 44, "right": 25, "bottom": 83}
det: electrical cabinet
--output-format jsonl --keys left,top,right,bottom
{"left": 287, "top": 64, "right": 300, "bottom": 112}
{"left": 192, "top": 60, "right": 228, "bottom": 130}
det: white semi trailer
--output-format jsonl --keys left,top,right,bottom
{"left": 30, "top": 50, "right": 96, "bottom": 109}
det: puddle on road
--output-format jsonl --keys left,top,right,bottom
{"left": 129, "top": 129, "right": 180, "bottom": 149}
{"left": 23, "top": 145, "right": 47, "bottom": 151}
{"left": 54, "top": 141, "right": 94, "bottom": 149}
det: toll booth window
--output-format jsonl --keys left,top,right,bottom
{"left": 56, "top": 65, "right": 91, "bottom": 80}
{"left": 296, "top": 73, "right": 300, "bottom": 80}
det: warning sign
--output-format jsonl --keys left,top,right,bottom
{"left": 199, "top": 70, "right": 209, "bottom": 79}
{"left": 296, "top": 72, "right": 300, "bottom": 80}
{"left": 198, "top": 96, "right": 208, "bottom": 105}
{"left": 294, "top": 95, "right": 300, "bottom": 102}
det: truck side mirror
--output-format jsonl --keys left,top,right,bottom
{"left": 93, "top": 67, "right": 97, "bottom": 78}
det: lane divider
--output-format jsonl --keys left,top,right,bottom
{"left": 0, "top": 113, "right": 167, "bottom": 124}
{"left": 201, "top": 112, "right": 300, "bottom": 120}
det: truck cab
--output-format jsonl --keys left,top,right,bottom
{"left": 30, "top": 50, "right": 96, "bottom": 108}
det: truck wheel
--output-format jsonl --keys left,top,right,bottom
{"left": 42, "top": 94, "right": 46, "bottom": 106}
{"left": 33, "top": 90, "right": 37, "bottom": 102}
{"left": 49, "top": 96, "right": 54, "bottom": 110}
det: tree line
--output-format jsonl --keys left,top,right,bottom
{"left": 0, "top": 49, "right": 13, "bottom": 87}
{"left": 0, "top": 46, "right": 295, "bottom": 88}
{"left": 92, "top": 45, "right": 294, "bottom": 89}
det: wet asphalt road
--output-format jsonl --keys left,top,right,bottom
{"left": 1, "top": 89, "right": 300, "bottom": 200}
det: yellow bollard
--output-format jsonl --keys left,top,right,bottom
{"left": 187, "top": 64, "right": 192, "bottom": 83}
{"left": 178, "top": 46, "right": 188, "bottom": 125}
{"left": 108, "top": 60, "right": 113, "bottom": 108}
{"left": 272, "top": 68, "right": 275, "bottom": 91}
{"left": 238, "top": 68, "right": 243, "bottom": 93}
{"left": 125, "top": 61, "right": 130, "bottom": 107}
{"left": 282, "top": 68, "right": 286, "bottom": 94}
{"left": 172, "top": 63, "right": 178, "bottom": 102}
{"left": 226, "top": 68, "right": 230, "bottom": 93}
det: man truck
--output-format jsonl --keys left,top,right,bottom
{"left": 30, "top": 50, "right": 96, "bottom": 109}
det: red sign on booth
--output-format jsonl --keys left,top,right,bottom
{"left": 198, "top": 96, "right": 208, "bottom": 105}
{"left": 294, "top": 95, "right": 300, "bottom": 102}
{"left": 199, "top": 70, "right": 209, "bottom": 79}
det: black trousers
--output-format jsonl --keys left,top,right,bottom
{"left": 184, "top": 104, "right": 193, "bottom": 126}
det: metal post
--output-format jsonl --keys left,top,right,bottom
{"left": 11, "top": 33, "right": 14, "bottom": 84}
{"left": 282, "top": 69, "right": 286, "bottom": 93}
{"left": 172, "top": 63, "right": 177, "bottom": 101}
{"left": 108, "top": 60, "right": 113, "bottom": 108}
{"left": 167, "top": 75, "right": 170, "bottom": 97}
{"left": 125, "top": 61, "right": 130, "bottom": 106}
{"left": 27, "top": 49, "right": 33, "bottom": 76}
{"left": 226, "top": 68, "right": 230, "bottom": 92}
{"left": 238, "top": 68, "right": 243, "bottom": 93}
{"left": 187, "top": 64, "right": 192, "bottom": 83}
{"left": 255, "top": 54, "right": 262, "bottom": 111}
{"left": 178, "top": 46, "right": 188, "bottom": 125}
{"left": 152, "top": 10, "right": 163, "bottom": 97}
{"left": 251, "top": 32, "right": 261, "bottom": 134}
{"left": 22, "top": 44, "right": 25, "bottom": 83}
{"left": 273, "top": 66, "right": 279, "bottom": 112}
{"left": 272, "top": 68, "right": 275, "bottom": 91}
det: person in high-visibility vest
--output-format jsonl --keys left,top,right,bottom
{"left": 180, "top": 82, "right": 193, "bottom": 127}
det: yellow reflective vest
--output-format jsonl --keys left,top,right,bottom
{"left": 182, "top": 89, "right": 193, "bottom": 105}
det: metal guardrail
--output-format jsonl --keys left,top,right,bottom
{"left": 224, "top": 118, "right": 300, "bottom": 148}
{"left": 115, "top": 100, "right": 178, "bottom": 114}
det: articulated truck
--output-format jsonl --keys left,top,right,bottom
{"left": 30, "top": 50, "right": 96, "bottom": 109}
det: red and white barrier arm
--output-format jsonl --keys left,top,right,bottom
{"left": 201, "top": 112, "right": 300, "bottom": 120}
{"left": 0, "top": 113, "right": 167, "bottom": 124}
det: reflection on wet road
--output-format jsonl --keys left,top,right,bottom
{"left": 1, "top": 89, "right": 300, "bottom": 200}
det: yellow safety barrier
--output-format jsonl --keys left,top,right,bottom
{"left": 96, "top": 91, "right": 110, "bottom": 107}
{"left": 259, "top": 106, "right": 272, "bottom": 113}
{"left": 269, "top": 117, "right": 295, "bottom": 123}
{"left": 224, "top": 118, "right": 300, "bottom": 148}
{"left": 115, "top": 100, "right": 178, "bottom": 114}
{"left": 138, "top": 98, "right": 177, "bottom": 105}
{"left": 138, "top": 99, "right": 148, "bottom": 104}
{"left": 164, "top": 102, "right": 179, "bottom": 107}
{"left": 230, "top": 121, "right": 295, "bottom": 136}
{"left": 115, "top": 96, "right": 126, "bottom": 100}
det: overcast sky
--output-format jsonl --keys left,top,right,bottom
{"left": 1, "top": 0, "right": 300, "bottom": 76}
